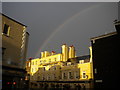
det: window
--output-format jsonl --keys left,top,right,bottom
{"left": 48, "top": 76, "right": 50, "bottom": 80}
{"left": 63, "top": 73, "right": 66, "bottom": 79}
{"left": 53, "top": 74, "right": 56, "bottom": 79}
{"left": 40, "top": 60, "right": 42, "bottom": 64}
{"left": 36, "top": 61, "right": 37, "bottom": 65}
{"left": 2, "top": 47, "right": 6, "bottom": 57}
{"left": 54, "top": 58, "right": 56, "bottom": 61}
{"left": 75, "top": 71, "right": 80, "bottom": 79}
{"left": 38, "top": 76, "right": 40, "bottom": 80}
{"left": 53, "top": 66, "right": 56, "bottom": 70}
{"left": 44, "top": 60, "right": 46, "bottom": 63}
{"left": 32, "top": 68, "right": 34, "bottom": 72}
{"left": 31, "top": 76, "right": 33, "bottom": 80}
{"left": 27, "top": 63, "right": 29, "bottom": 67}
{"left": 43, "top": 67, "right": 45, "bottom": 71}
{"left": 59, "top": 76, "right": 61, "bottom": 79}
{"left": 42, "top": 77, "right": 45, "bottom": 80}
{"left": 83, "top": 72, "right": 86, "bottom": 78}
{"left": 49, "top": 59, "right": 51, "bottom": 63}
{"left": 71, "top": 63, "right": 74, "bottom": 65}
{"left": 3, "top": 24, "right": 10, "bottom": 35}
{"left": 47, "top": 76, "right": 49, "bottom": 80}
{"left": 68, "top": 72, "right": 72, "bottom": 79}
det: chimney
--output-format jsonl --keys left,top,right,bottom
{"left": 41, "top": 52, "right": 44, "bottom": 58}
{"left": 61, "top": 44, "right": 69, "bottom": 62}
{"left": 29, "top": 57, "right": 33, "bottom": 60}
{"left": 44, "top": 51, "right": 50, "bottom": 57}
{"left": 69, "top": 45, "right": 75, "bottom": 58}
{"left": 51, "top": 51, "right": 56, "bottom": 55}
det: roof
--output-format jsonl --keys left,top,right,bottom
{"left": 76, "top": 55, "right": 90, "bottom": 60}
{"left": 1, "top": 13, "right": 27, "bottom": 27}
{"left": 91, "top": 32, "right": 117, "bottom": 41}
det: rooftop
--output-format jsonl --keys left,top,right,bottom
{"left": 1, "top": 13, "right": 27, "bottom": 27}
{"left": 76, "top": 55, "right": 90, "bottom": 60}
{"left": 91, "top": 32, "right": 117, "bottom": 41}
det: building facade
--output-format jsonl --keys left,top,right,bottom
{"left": 26, "top": 44, "right": 93, "bottom": 89}
{"left": 91, "top": 21, "right": 120, "bottom": 89}
{"left": 1, "top": 14, "right": 29, "bottom": 89}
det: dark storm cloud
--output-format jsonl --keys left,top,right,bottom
{"left": 2, "top": 2, "right": 118, "bottom": 58}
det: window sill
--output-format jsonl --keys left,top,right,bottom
{"left": 2, "top": 33, "right": 10, "bottom": 37}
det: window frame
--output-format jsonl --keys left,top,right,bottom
{"left": 82, "top": 71, "right": 86, "bottom": 79}
{"left": 3, "top": 24, "right": 10, "bottom": 36}
{"left": 68, "top": 72, "right": 72, "bottom": 79}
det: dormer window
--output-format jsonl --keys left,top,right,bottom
{"left": 67, "top": 62, "right": 71, "bottom": 66}
{"left": 79, "top": 60, "right": 84, "bottom": 64}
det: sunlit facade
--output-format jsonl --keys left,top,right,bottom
{"left": 26, "top": 44, "right": 93, "bottom": 89}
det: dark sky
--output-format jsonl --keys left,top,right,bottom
{"left": 2, "top": 2, "right": 118, "bottom": 58}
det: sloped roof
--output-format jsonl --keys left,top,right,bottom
{"left": 76, "top": 55, "right": 90, "bottom": 60}
{"left": 1, "top": 13, "right": 27, "bottom": 27}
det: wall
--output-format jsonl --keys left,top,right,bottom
{"left": 2, "top": 14, "right": 27, "bottom": 69}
